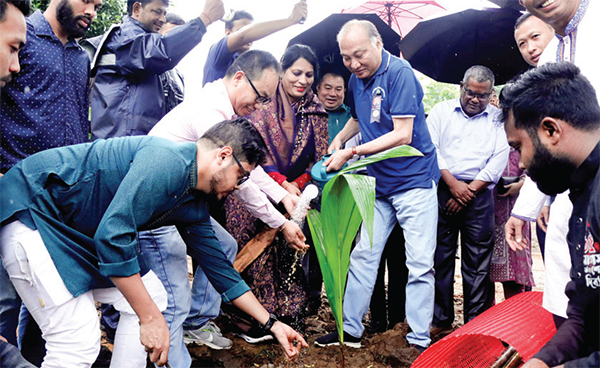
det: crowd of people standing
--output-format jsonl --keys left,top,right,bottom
{"left": 0, "top": 0, "right": 599, "bottom": 367}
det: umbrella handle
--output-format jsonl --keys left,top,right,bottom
{"left": 299, "top": 0, "right": 306, "bottom": 24}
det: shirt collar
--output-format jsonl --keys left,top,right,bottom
{"left": 562, "top": 0, "right": 589, "bottom": 36}
{"left": 189, "top": 148, "right": 198, "bottom": 190}
{"left": 570, "top": 141, "right": 600, "bottom": 193}
{"left": 374, "top": 49, "right": 391, "bottom": 79}
{"left": 123, "top": 15, "right": 153, "bottom": 33}
{"left": 453, "top": 98, "right": 494, "bottom": 119}
{"left": 326, "top": 103, "right": 350, "bottom": 114}
{"left": 28, "top": 10, "right": 82, "bottom": 48}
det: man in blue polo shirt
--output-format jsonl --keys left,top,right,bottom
{"left": 316, "top": 19, "right": 440, "bottom": 353}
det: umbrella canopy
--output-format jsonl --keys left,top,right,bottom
{"left": 287, "top": 13, "right": 401, "bottom": 83}
{"left": 342, "top": 0, "right": 445, "bottom": 37}
{"left": 399, "top": 7, "right": 529, "bottom": 85}
{"left": 488, "top": 0, "right": 525, "bottom": 10}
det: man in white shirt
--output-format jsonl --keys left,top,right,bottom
{"left": 147, "top": 50, "right": 306, "bottom": 358}
{"left": 426, "top": 65, "right": 509, "bottom": 333}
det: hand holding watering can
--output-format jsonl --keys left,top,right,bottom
{"left": 312, "top": 151, "right": 349, "bottom": 190}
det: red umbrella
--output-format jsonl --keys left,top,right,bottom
{"left": 342, "top": 0, "right": 445, "bottom": 37}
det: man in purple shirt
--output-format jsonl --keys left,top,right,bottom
{"left": 202, "top": 2, "right": 307, "bottom": 86}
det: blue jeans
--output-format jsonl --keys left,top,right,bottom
{"left": 0, "top": 262, "right": 20, "bottom": 346}
{"left": 0, "top": 340, "right": 36, "bottom": 368}
{"left": 139, "top": 226, "right": 191, "bottom": 368}
{"left": 343, "top": 183, "right": 438, "bottom": 347}
{"left": 139, "top": 219, "right": 237, "bottom": 368}
{"left": 184, "top": 219, "right": 237, "bottom": 330}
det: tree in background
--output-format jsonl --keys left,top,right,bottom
{"left": 31, "top": 0, "right": 125, "bottom": 38}
{"left": 419, "top": 75, "right": 460, "bottom": 115}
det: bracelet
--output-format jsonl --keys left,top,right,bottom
{"left": 200, "top": 12, "right": 213, "bottom": 25}
{"left": 258, "top": 313, "right": 278, "bottom": 333}
{"left": 279, "top": 221, "right": 288, "bottom": 232}
{"left": 351, "top": 146, "right": 358, "bottom": 156}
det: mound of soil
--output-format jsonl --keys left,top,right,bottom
{"left": 186, "top": 297, "right": 441, "bottom": 368}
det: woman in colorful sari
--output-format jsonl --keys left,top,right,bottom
{"left": 224, "top": 44, "right": 328, "bottom": 338}
{"left": 490, "top": 147, "right": 535, "bottom": 300}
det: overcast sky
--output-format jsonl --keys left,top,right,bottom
{"left": 169, "top": 0, "right": 501, "bottom": 99}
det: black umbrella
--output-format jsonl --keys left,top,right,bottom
{"left": 488, "top": 0, "right": 525, "bottom": 10}
{"left": 287, "top": 13, "right": 401, "bottom": 83}
{"left": 399, "top": 7, "right": 529, "bottom": 84}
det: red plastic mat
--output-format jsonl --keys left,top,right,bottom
{"left": 412, "top": 291, "right": 556, "bottom": 367}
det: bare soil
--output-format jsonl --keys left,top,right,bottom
{"left": 96, "top": 235, "right": 545, "bottom": 368}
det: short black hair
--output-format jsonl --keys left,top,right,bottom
{"left": 165, "top": 12, "right": 184, "bottom": 26}
{"left": 500, "top": 61, "right": 600, "bottom": 136}
{"left": 127, "top": 0, "right": 168, "bottom": 16}
{"left": 317, "top": 70, "right": 346, "bottom": 90}
{"left": 225, "top": 49, "right": 280, "bottom": 81}
{"left": 281, "top": 44, "right": 319, "bottom": 78}
{"left": 515, "top": 12, "right": 534, "bottom": 29}
{"left": 514, "top": 12, "right": 554, "bottom": 31}
{"left": 224, "top": 10, "right": 253, "bottom": 31}
{"left": 201, "top": 117, "right": 267, "bottom": 166}
{"left": 0, "top": 0, "right": 30, "bottom": 22}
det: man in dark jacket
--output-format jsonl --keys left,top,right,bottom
{"left": 90, "top": 0, "right": 224, "bottom": 140}
{"left": 501, "top": 61, "right": 600, "bottom": 368}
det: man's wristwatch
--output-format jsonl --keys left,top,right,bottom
{"left": 258, "top": 313, "right": 278, "bottom": 333}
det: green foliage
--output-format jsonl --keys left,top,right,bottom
{"left": 419, "top": 74, "right": 460, "bottom": 115}
{"left": 30, "top": 0, "right": 125, "bottom": 38}
{"left": 306, "top": 145, "right": 423, "bottom": 344}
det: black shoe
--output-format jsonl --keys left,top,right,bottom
{"left": 410, "top": 343, "right": 427, "bottom": 354}
{"left": 315, "top": 330, "right": 361, "bottom": 348}
{"left": 430, "top": 325, "right": 453, "bottom": 338}
{"left": 366, "top": 319, "right": 387, "bottom": 333}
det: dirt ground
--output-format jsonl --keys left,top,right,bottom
{"left": 184, "top": 238, "right": 545, "bottom": 368}
{"left": 95, "top": 236, "right": 545, "bottom": 368}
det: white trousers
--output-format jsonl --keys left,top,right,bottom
{"left": 0, "top": 220, "right": 167, "bottom": 368}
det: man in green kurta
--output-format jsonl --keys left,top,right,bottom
{"left": 0, "top": 118, "right": 307, "bottom": 367}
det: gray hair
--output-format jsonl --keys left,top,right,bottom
{"left": 462, "top": 65, "right": 495, "bottom": 88}
{"left": 337, "top": 19, "right": 381, "bottom": 49}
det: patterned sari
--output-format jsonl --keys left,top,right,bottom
{"left": 490, "top": 148, "right": 535, "bottom": 287}
{"left": 225, "top": 84, "right": 328, "bottom": 331}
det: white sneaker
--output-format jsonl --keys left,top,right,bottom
{"left": 183, "top": 321, "right": 233, "bottom": 350}
{"left": 236, "top": 326, "right": 274, "bottom": 344}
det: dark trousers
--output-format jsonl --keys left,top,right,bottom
{"left": 370, "top": 223, "right": 408, "bottom": 329}
{"left": 433, "top": 182, "right": 495, "bottom": 327}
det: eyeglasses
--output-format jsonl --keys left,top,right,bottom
{"left": 462, "top": 86, "right": 491, "bottom": 101}
{"left": 239, "top": 68, "right": 271, "bottom": 104}
{"left": 232, "top": 153, "right": 251, "bottom": 186}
